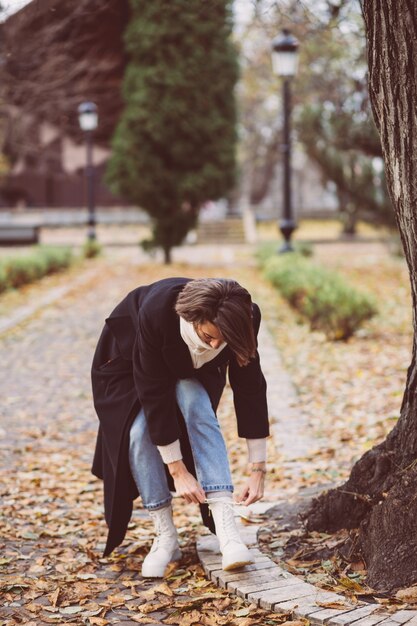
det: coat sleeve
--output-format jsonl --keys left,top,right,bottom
{"left": 228, "top": 303, "right": 270, "bottom": 439}
{"left": 132, "top": 310, "right": 179, "bottom": 447}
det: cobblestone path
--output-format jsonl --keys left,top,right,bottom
{"left": 0, "top": 253, "right": 286, "bottom": 626}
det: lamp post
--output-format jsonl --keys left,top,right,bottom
{"left": 271, "top": 29, "right": 299, "bottom": 252}
{"left": 78, "top": 102, "right": 98, "bottom": 241}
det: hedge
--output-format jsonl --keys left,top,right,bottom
{"left": 261, "top": 252, "right": 377, "bottom": 340}
{"left": 0, "top": 246, "right": 74, "bottom": 293}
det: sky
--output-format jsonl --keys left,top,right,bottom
{"left": 1, "top": 0, "right": 32, "bottom": 19}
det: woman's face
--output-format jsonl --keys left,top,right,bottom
{"left": 194, "top": 321, "right": 224, "bottom": 349}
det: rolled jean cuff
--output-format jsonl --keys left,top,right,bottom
{"left": 144, "top": 495, "right": 172, "bottom": 511}
{"left": 203, "top": 484, "right": 234, "bottom": 493}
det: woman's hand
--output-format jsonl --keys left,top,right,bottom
{"left": 234, "top": 462, "right": 266, "bottom": 506}
{"left": 168, "top": 460, "right": 206, "bottom": 504}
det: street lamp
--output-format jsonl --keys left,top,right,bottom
{"left": 271, "top": 29, "right": 299, "bottom": 252}
{"left": 78, "top": 101, "right": 98, "bottom": 241}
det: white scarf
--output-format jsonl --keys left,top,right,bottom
{"left": 179, "top": 317, "right": 226, "bottom": 369}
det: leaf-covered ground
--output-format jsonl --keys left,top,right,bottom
{"left": 0, "top": 252, "right": 293, "bottom": 626}
{"left": 1, "top": 239, "right": 413, "bottom": 624}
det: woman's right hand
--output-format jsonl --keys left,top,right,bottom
{"left": 168, "top": 460, "right": 206, "bottom": 504}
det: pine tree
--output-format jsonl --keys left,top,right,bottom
{"left": 106, "top": 0, "right": 238, "bottom": 263}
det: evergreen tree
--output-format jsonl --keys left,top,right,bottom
{"left": 107, "top": 0, "right": 238, "bottom": 263}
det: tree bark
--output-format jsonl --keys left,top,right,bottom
{"left": 305, "top": 0, "right": 417, "bottom": 592}
{"left": 163, "top": 246, "right": 172, "bottom": 265}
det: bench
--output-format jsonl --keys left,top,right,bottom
{"left": 0, "top": 225, "right": 40, "bottom": 245}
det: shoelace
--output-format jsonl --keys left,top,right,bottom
{"left": 205, "top": 498, "right": 243, "bottom": 545}
{"left": 204, "top": 497, "right": 249, "bottom": 517}
{"left": 149, "top": 511, "right": 177, "bottom": 551}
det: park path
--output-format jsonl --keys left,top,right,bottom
{"left": 1, "top": 246, "right": 304, "bottom": 626}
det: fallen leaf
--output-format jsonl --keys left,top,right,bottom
{"left": 396, "top": 586, "right": 417, "bottom": 602}
{"left": 350, "top": 561, "right": 366, "bottom": 572}
{"left": 153, "top": 581, "right": 174, "bottom": 596}
{"left": 136, "top": 600, "right": 172, "bottom": 614}
{"left": 77, "top": 573, "right": 97, "bottom": 580}
{"left": 48, "top": 586, "right": 60, "bottom": 607}
{"left": 58, "top": 605, "right": 84, "bottom": 615}
{"left": 131, "top": 616, "right": 161, "bottom": 625}
{"left": 235, "top": 607, "right": 250, "bottom": 617}
{"left": 338, "top": 576, "right": 366, "bottom": 592}
{"left": 316, "top": 600, "right": 352, "bottom": 610}
{"left": 163, "top": 609, "right": 202, "bottom": 625}
{"left": 105, "top": 593, "right": 133, "bottom": 605}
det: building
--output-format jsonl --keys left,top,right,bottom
{"left": 0, "top": 0, "right": 130, "bottom": 208}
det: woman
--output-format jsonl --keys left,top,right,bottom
{"left": 91, "top": 277, "right": 269, "bottom": 578}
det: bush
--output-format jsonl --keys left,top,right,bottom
{"left": 0, "top": 263, "right": 8, "bottom": 294}
{"left": 262, "top": 254, "right": 377, "bottom": 340}
{"left": 1, "top": 246, "right": 73, "bottom": 290}
{"left": 82, "top": 239, "right": 102, "bottom": 259}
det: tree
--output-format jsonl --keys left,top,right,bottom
{"left": 294, "top": 2, "right": 395, "bottom": 233}
{"left": 305, "top": 0, "right": 417, "bottom": 592}
{"left": 297, "top": 105, "right": 394, "bottom": 232}
{"left": 106, "top": 0, "right": 238, "bottom": 263}
{"left": 235, "top": 1, "right": 395, "bottom": 231}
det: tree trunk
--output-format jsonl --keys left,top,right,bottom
{"left": 163, "top": 246, "right": 172, "bottom": 265}
{"left": 305, "top": 0, "right": 417, "bottom": 592}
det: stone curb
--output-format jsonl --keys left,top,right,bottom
{"left": 197, "top": 322, "right": 417, "bottom": 625}
{"left": 196, "top": 507, "right": 417, "bottom": 625}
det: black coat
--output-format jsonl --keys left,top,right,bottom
{"left": 91, "top": 277, "right": 269, "bottom": 556}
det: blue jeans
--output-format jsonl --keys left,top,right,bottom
{"left": 129, "top": 378, "right": 234, "bottom": 510}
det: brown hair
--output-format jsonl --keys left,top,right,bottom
{"left": 175, "top": 278, "right": 256, "bottom": 366}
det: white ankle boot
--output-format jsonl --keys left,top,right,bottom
{"left": 141, "top": 504, "right": 182, "bottom": 578}
{"left": 207, "top": 496, "right": 254, "bottom": 571}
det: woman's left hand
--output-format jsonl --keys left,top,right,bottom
{"left": 234, "top": 463, "right": 266, "bottom": 506}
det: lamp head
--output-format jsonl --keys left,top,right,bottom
{"left": 78, "top": 101, "right": 98, "bottom": 131}
{"left": 271, "top": 29, "right": 299, "bottom": 78}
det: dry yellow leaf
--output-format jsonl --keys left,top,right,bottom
{"left": 338, "top": 576, "right": 365, "bottom": 592}
{"left": 396, "top": 585, "right": 417, "bottom": 602}
{"left": 89, "top": 618, "right": 109, "bottom": 626}
{"left": 105, "top": 593, "right": 132, "bottom": 606}
{"left": 199, "top": 611, "right": 231, "bottom": 626}
{"left": 48, "top": 586, "right": 61, "bottom": 608}
{"left": 316, "top": 600, "right": 352, "bottom": 610}
{"left": 164, "top": 562, "right": 179, "bottom": 577}
{"left": 163, "top": 609, "right": 202, "bottom": 625}
{"left": 137, "top": 600, "right": 172, "bottom": 614}
{"left": 131, "top": 616, "right": 162, "bottom": 625}
{"left": 153, "top": 581, "right": 175, "bottom": 596}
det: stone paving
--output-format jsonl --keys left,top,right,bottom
{"left": 0, "top": 246, "right": 279, "bottom": 625}
{"left": 1, "top": 243, "right": 416, "bottom": 625}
